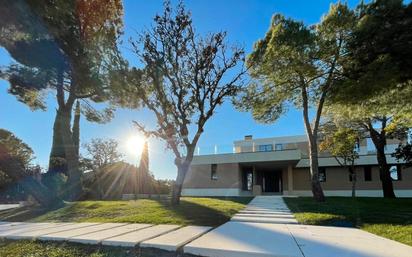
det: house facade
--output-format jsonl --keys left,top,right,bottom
{"left": 182, "top": 135, "right": 412, "bottom": 197}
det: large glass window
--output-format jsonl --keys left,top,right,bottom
{"left": 275, "top": 144, "right": 283, "bottom": 151}
{"left": 318, "top": 167, "right": 326, "bottom": 182}
{"left": 390, "top": 165, "right": 402, "bottom": 181}
{"left": 258, "top": 144, "right": 273, "bottom": 152}
{"left": 211, "top": 164, "right": 218, "bottom": 180}
{"left": 364, "top": 166, "right": 372, "bottom": 181}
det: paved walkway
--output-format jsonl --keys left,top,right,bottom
{"left": 0, "top": 204, "right": 20, "bottom": 211}
{"left": 2, "top": 196, "right": 412, "bottom": 257}
{"left": 185, "top": 196, "right": 412, "bottom": 257}
{"left": 0, "top": 221, "right": 211, "bottom": 253}
{"left": 231, "top": 195, "right": 298, "bottom": 224}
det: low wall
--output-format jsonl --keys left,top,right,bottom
{"left": 289, "top": 190, "right": 412, "bottom": 197}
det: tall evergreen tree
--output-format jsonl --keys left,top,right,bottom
{"left": 238, "top": 3, "right": 355, "bottom": 201}
{"left": 0, "top": 0, "right": 125, "bottom": 200}
{"left": 137, "top": 140, "right": 150, "bottom": 194}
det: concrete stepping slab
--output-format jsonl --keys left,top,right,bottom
{"left": 39, "top": 223, "right": 125, "bottom": 241}
{"left": 0, "top": 204, "right": 20, "bottom": 211}
{"left": 6, "top": 222, "right": 97, "bottom": 240}
{"left": 287, "top": 224, "right": 412, "bottom": 257}
{"left": 233, "top": 213, "right": 295, "bottom": 219}
{"left": 238, "top": 210, "right": 292, "bottom": 215}
{"left": 0, "top": 223, "right": 57, "bottom": 237}
{"left": 101, "top": 224, "right": 180, "bottom": 247}
{"left": 231, "top": 216, "right": 298, "bottom": 224}
{"left": 184, "top": 221, "right": 303, "bottom": 257}
{"left": 67, "top": 223, "right": 152, "bottom": 244}
{"left": 141, "top": 226, "right": 212, "bottom": 252}
{"left": 0, "top": 222, "right": 24, "bottom": 230}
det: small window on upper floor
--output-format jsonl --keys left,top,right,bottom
{"left": 318, "top": 167, "right": 326, "bottom": 182}
{"left": 354, "top": 138, "right": 360, "bottom": 153}
{"left": 366, "top": 138, "right": 376, "bottom": 153}
{"left": 258, "top": 144, "right": 273, "bottom": 152}
{"left": 390, "top": 165, "right": 402, "bottom": 181}
{"left": 275, "top": 144, "right": 283, "bottom": 151}
{"left": 211, "top": 164, "right": 218, "bottom": 180}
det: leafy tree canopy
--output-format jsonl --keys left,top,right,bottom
{"left": 333, "top": 0, "right": 412, "bottom": 102}
{"left": 0, "top": 0, "right": 125, "bottom": 122}
{"left": 0, "top": 128, "right": 34, "bottom": 168}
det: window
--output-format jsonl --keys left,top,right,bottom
{"left": 242, "top": 169, "right": 253, "bottom": 191}
{"left": 275, "top": 144, "right": 283, "bottom": 151}
{"left": 258, "top": 144, "right": 273, "bottom": 152}
{"left": 318, "top": 167, "right": 326, "bottom": 182}
{"left": 364, "top": 166, "right": 372, "bottom": 181}
{"left": 211, "top": 164, "right": 218, "bottom": 180}
{"left": 390, "top": 165, "right": 402, "bottom": 181}
{"left": 349, "top": 172, "right": 355, "bottom": 182}
{"left": 354, "top": 138, "right": 360, "bottom": 153}
{"left": 366, "top": 138, "right": 376, "bottom": 153}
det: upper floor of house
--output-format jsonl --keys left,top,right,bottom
{"left": 191, "top": 134, "right": 405, "bottom": 166}
{"left": 233, "top": 134, "right": 402, "bottom": 157}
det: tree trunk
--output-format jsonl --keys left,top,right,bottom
{"left": 72, "top": 101, "right": 80, "bottom": 158}
{"left": 369, "top": 126, "right": 396, "bottom": 198}
{"left": 48, "top": 109, "right": 68, "bottom": 174}
{"left": 349, "top": 166, "right": 356, "bottom": 198}
{"left": 171, "top": 161, "right": 190, "bottom": 205}
{"left": 0, "top": 145, "right": 62, "bottom": 207}
{"left": 59, "top": 107, "right": 82, "bottom": 201}
{"left": 308, "top": 138, "right": 326, "bottom": 202}
{"left": 376, "top": 146, "right": 395, "bottom": 198}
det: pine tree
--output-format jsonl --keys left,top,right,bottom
{"left": 137, "top": 140, "right": 149, "bottom": 194}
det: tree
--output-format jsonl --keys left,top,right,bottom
{"left": 129, "top": 1, "right": 246, "bottom": 205}
{"left": 137, "top": 140, "right": 152, "bottom": 194}
{"left": 325, "top": 87, "right": 412, "bottom": 198}
{"left": 82, "top": 138, "right": 123, "bottom": 198}
{"left": 0, "top": 128, "right": 35, "bottom": 188}
{"left": 0, "top": 129, "right": 59, "bottom": 206}
{"left": 336, "top": 0, "right": 412, "bottom": 101}
{"left": 237, "top": 3, "right": 355, "bottom": 201}
{"left": 319, "top": 125, "right": 360, "bottom": 197}
{"left": 0, "top": 0, "right": 124, "bottom": 200}
{"left": 0, "top": 129, "right": 34, "bottom": 169}
{"left": 393, "top": 133, "right": 412, "bottom": 167}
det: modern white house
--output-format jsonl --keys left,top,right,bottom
{"left": 182, "top": 135, "right": 412, "bottom": 197}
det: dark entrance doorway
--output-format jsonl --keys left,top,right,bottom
{"left": 262, "top": 170, "right": 282, "bottom": 193}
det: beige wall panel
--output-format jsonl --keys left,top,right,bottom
{"left": 183, "top": 163, "right": 240, "bottom": 189}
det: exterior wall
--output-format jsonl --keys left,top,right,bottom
{"left": 282, "top": 167, "right": 288, "bottom": 191}
{"left": 182, "top": 163, "right": 242, "bottom": 196}
{"left": 183, "top": 163, "right": 412, "bottom": 197}
{"left": 293, "top": 166, "right": 412, "bottom": 192}
{"left": 291, "top": 190, "right": 412, "bottom": 197}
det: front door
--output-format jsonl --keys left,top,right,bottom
{"left": 263, "top": 171, "right": 282, "bottom": 193}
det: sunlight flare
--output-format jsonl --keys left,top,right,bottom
{"left": 126, "top": 135, "right": 145, "bottom": 155}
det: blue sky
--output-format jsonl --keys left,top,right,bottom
{"left": 0, "top": 0, "right": 360, "bottom": 179}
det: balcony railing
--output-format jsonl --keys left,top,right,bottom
{"left": 192, "top": 142, "right": 302, "bottom": 156}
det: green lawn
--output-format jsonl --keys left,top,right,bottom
{"left": 0, "top": 197, "right": 252, "bottom": 227}
{"left": 284, "top": 197, "right": 412, "bottom": 246}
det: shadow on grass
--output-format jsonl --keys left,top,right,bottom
{"left": 0, "top": 197, "right": 252, "bottom": 227}
{"left": 0, "top": 202, "right": 66, "bottom": 222}
{"left": 156, "top": 197, "right": 252, "bottom": 227}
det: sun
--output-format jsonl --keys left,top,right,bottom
{"left": 126, "top": 135, "right": 145, "bottom": 155}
